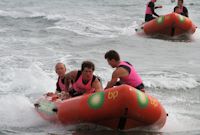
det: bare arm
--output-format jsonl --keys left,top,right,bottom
{"left": 155, "top": 5, "right": 162, "bottom": 9}
{"left": 149, "top": 2, "right": 159, "bottom": 17}
{"left": 65, "top": 70, "right": 78, "bottom": 91}
{"left": 105, "top": 67, "right": 129, "bottom": 89}
{"left": 92, "top": 78, "right": 103, "bottom": 92}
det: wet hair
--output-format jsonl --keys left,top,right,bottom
{"left": 178, "top": 0, "right": 183, "bottom": 3}
{"left": 81, "top": 61, "right": 95, "bottom": 71}
{"left": 55, "top": 62, "right": 66, "bottom": 70}
{"left": 104, "top": 50, "right": 120, "bottom": 61}
{"left": 174, "top": 6, "right": 179, "bottom": 12}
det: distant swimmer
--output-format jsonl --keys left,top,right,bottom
{"left": 173, "top": 0, "right": 188, "bottom": 17}
{"left": 145, "top": 0, "right": 162, "bottom": 22}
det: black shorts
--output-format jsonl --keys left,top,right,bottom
{"left": 136, "top": 83, "right": 145, "bottom": 90}
{"left": 115, "top": 82, "right": 145, "bottom": 91}
{"left": 145, "top": 14, "right": 155, "bottom": 22}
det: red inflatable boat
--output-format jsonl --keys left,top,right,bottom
{"left": 136, "top": 13, "right": 196, "bottom": 37}
{"left": 34, "top": 85, "right": 167, "bottom": 130}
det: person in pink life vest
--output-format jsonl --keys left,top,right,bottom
{"left": 104, "top": 50, "right": 145, "bottom": 92}
{"left": 46, "top": 62, "right": 69, "bottom": 100}
{"left": 174, "top": 0, "right": 188, "bottom": 17}
{"left": 64, "top": 61, "right": 103, "bottom": 97}
{"left": 55, "top": 63, "right": 67, "bottom": 92}
{"left": 54, "top": 62, "right": 70, "bottom": 99}
{"left": 145, "top": 0, "right": 162, "bottom": 22}
{"left": 174, "top": 6, "right": 182, "bottom": 14}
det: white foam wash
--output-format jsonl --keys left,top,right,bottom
{"left": 0, "top": 0, "right": 200, "bottom": 134}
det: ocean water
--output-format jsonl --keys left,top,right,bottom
{"left": 0, "top": 0, "right": 200, "bottom": 135}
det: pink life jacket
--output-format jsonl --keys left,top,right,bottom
{"left": 145, "top": 1, "right": 153, "bottom": 14}
{"left": 179, "top": 6, "right": 184, "bottom": 13}
{"left": 58, "top": 77, "right": 66, "bottom": 92}
{"left": 72, "top": 72, "right": 95, "bottom": 93}
{"left": 118, "top": 61, "right": 143, "bottom": 88}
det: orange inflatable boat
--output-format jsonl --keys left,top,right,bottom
{"left": 34, "top": 85, "right": 167, "bottom": 130}
{"left": 136, "top": 13, "right": 197, "bottom": 37}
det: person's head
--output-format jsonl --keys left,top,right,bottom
{"left": 104, "top": 50, "right": 120, "bottom": 68}
{"left": 151, "top": 0, "right": 157, "bottom": 3}
{"left": 81, "top": 61, "right": 95, "bottom": 80}
{"left": 55, "top": 62, "right": 66, "bottom": 78}
{"left": 178, "top": 0, "right": 183, "bottom": 6}
{"left": 174, "top": 6, "right": 181, "bottom": 13}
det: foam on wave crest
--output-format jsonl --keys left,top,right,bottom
{"left": 142, "top": 71, "right": 200, "bottom": 90}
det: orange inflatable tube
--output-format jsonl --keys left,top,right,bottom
{"left": 138, "top": 13, "right": 196, "bottom": 37}
{"left": 35, "top": 85, "right": 167, "bottom": 130}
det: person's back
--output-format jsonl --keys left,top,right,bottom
{"left": 117, "top": 61, "right": 143, "bottom": 89}
{"left": 104, "top": 50, "right": 145, "bottom": 92}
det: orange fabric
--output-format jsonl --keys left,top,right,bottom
{"left": 143, "top": 13, "right": 196, "bottom": 36}
{"left": 35, "top": 85, "right": 167, "bottom": 130}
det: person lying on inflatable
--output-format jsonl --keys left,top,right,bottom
{"left": 46, "top": 61, "right": 103, "bottom": 100}
{"left": 64, "top": 61, "right": 103, "bottom": 97}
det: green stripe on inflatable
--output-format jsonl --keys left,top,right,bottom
{"left": 88, "top": 92, "right": 105, "bottom": 110}
{"left": 179, "top": 15, "right": 185, "bottom": 23}
{"left": 136, "top": 90, "right": 149, "bottom": 108}
{"left": 156, "top": 16, "right": 164, "bottom": 24}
